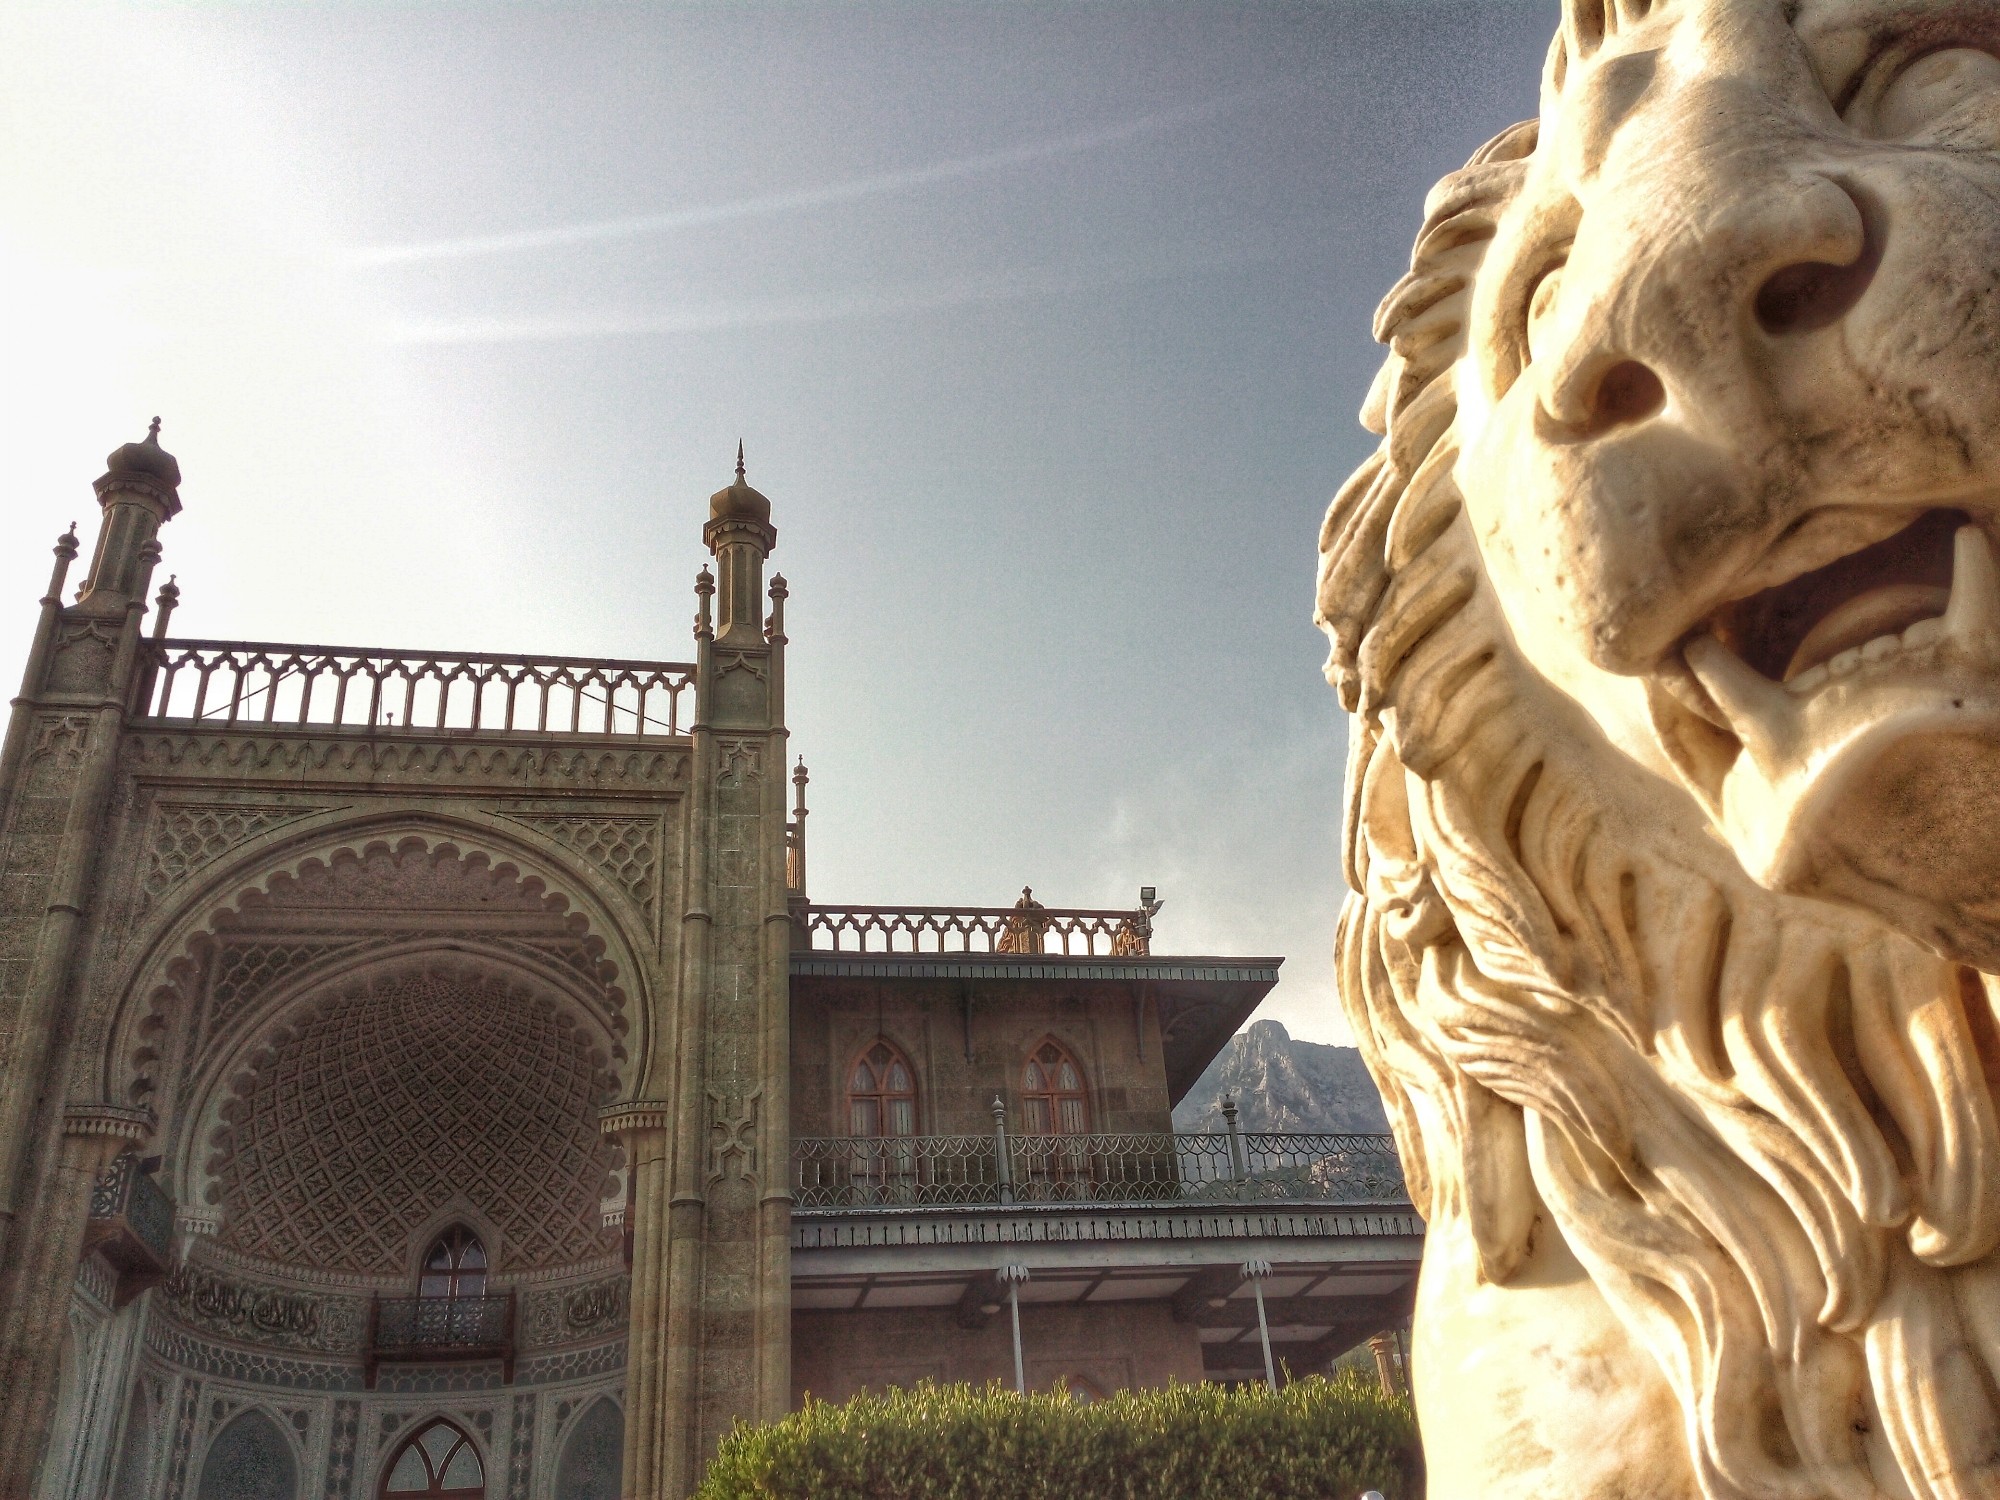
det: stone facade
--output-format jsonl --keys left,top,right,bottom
{"left": 3, "top": 430, "right": 1417, "bottom": 1500}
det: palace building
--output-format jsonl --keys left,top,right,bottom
{"left": 0, "top": 427, "right": 1420, "bottom": 1500}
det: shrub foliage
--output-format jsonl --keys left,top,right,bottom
{"left": 696, "top": 1372, "right": 1421, "bottom": 1500}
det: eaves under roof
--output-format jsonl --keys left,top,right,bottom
{"left": 787, "top": 951, "right": 1282, "bottom": 1106}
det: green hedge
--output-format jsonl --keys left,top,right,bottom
{"left": 696, "top": 1372, "right": 1421, "bottom": 1500}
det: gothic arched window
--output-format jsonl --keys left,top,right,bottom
{"left": 1021, "top": 1038, "right": 1089, "bottom": 1134}
{"left": 380, "top": 1419, "right": 483, "bottom": 1498}
{"left": 847, "top": 1040, "right": 918, "bottom": 1138}
{"left": 418, "top": 1226, "right": 486, "bottom": 1300}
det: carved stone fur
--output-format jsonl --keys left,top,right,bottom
{"left": 1319, "top": 6, "right": 2000, "bottom": 1495}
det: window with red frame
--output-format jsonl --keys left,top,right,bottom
{"left": 847, "top": 1039, "right": 917, "bottom": 1137}
{"left": 1021, "top": 1039, "right": 1089, "bottom": 1134}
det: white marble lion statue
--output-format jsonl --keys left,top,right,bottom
{"left": 1318, "top": 3, "right": 2000, "bottom": 1497}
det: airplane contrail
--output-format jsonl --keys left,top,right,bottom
{"left": 346, "top": 82, "right": 1288, "bottom": 268}
{"left": 373, "top": 237, "right": 1285, "bottom": 345}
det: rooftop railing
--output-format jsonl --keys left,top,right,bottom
{"left": 797, "top": 891, "right": 1162, "bottom": 958}
{"left": 136, "top": 639, "right": 697, "bottom": 738}
{"left": 791, "top": 1129, "right": 1406, "bottom": 1211}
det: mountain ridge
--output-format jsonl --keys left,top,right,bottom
{"left": 1173, "top": 1018, "right": 1390, "bottom": 1135}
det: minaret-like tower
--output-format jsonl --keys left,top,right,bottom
{"left": 0, "top": 424, "right": 179, "bottom": 1487}
{"left": 607, "top": 444, "right": 793, "bottom": 1496}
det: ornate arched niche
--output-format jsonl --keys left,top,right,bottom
{"left": 108, "top": 830, "right": 647, "bottom": 1160}
{"left": 190, "top": 955, "right": 623, "bottom": 1284}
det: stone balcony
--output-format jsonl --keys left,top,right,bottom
{"left": 791, "top": 1125, "right": 1408, "bottom": 1211}
{"left": 365, "top": 1291, "right": 518, "bottom": 1388}
{"left": 788, "top": 1124, "right": 1421, "bottom": 1381}
{"left": 788, "top": 1123, "right": 1416, "bottom": 1259}
{"left": 83, "top": 1153, "right": 176, "bottom": 1308}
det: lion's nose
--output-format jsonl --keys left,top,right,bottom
{"left": 1538, "top": 176, "right": 1880, "bottom": 442}
{"left": 1752, "top": 208, "right": 1882, "bottom": 336}
{"left": 1563, "top": 359, "right": 1666, "bottom": 439}
{"left": 1537, "top": 348, "right": 1667, "bottom": 441}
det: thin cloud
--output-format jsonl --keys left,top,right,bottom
{"left": 346, "top": 83, "right": 1289, "bottom": 268}
{"left": 372, "top": 238, "right": 1284, "bottom": 345}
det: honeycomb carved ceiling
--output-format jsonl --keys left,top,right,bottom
{"left": 126, "top": 837, "right": 633, "bottom": 1110}
{"left": 208, "top": 960, "right": 620, "bottom": 1277}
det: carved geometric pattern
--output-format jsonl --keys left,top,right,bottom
{"left": 507, "top": 1393, "right": 537, "bottom": 1500}
{"left": 206, "top": 940, "right": 373, "bottom": 1043}
{"left": 145, "top": 1314, "right": 629, "bottom": 1390}
{"left": 148, "top": 1319, "right": 361, "bottom": 1394}
{"left": 259, "top": 845, "right": 558, "bottom": 913}
{"left": 164, "top": 1377, "right": 202, "bottom": 1500}
{"left": 483, "top": 933, "right": 621, "bottom": 1005}
{"left": 31, "top": 713, "right": 92, "bottom": 764}
{"left": 132, "top": 732, "right": 685, "bottom": 787}
{"left": 717, "top": 739, "right": 763, "bottom": 787}
{"left": 140, "top": 802, "right": 323, "bottom": 913}
{"left": 706, "top": 1088, "right": 761, "bottom": 1187}
{"left": 211, "top": 963, "right": 620, "bottom": 1274}
{"left": 504, "top": 815, "right": 659, "bottom": 916}
{"left": 323, "top": 1400, "right": 361, "bottom": 1500}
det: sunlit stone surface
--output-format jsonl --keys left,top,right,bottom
{"left": 1318, "top": 1, "right": 2000, "bottom": 1494}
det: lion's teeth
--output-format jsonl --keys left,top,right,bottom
{"left": 1686, "top": 634, "right": 1793, "bottom": 769}
{"left": 1944, "top": 525, "right": 2000, "bottom": 655}
{"left": 1828, "top": 646, "right": 1863, "bottom": 676}
{"left": 1861, "top": 634, "right": 1900, "bottom": 662}
{"left": 1786, "top": 663, "right": 1828, "bottom": 695}
{"left": 1904, "top": 617, "right": 1945, "bottom": 649}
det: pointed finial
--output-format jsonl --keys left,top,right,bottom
{"left": 151, "top": 574, "right": 181, "bottom": 640}
{"left": 147, "top": 416, "right": 162, "bottom": 443}
{"left": 735, "top": 440, "right": 746, "bottom": 482}
{"left": 64, "top": 521, "right": 77, "bottom": 538}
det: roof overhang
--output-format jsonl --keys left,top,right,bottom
{"left": 787, "top": 952, "right": 1281, "bottom": 1104}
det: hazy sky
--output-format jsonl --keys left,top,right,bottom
{"left": 0, "top": 1, "right": 1554, "bottom": 1043}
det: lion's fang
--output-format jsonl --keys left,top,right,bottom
{"left": 1944, "top": 525, "right": 2000, "bottom": 656}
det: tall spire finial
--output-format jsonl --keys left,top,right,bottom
{"left": 147, "top": 416, "right": 161, "bottom": 443}
{"left": 735, "top": 439, "right": 745, "bottom": 482}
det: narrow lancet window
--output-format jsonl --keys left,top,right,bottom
{"left": 1021, "top": 1039, "right": 1089, "bottom": 1134}
{"left": 847, "top": 1040, "right": 918, "bottom": 1138}
{"left": 418, "top": 1225, "right": 487, "bottom": 1300}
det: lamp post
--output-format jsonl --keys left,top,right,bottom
{"left": 1242, "top": 1259, "right": 1276, "bottom": 1391}
{"left": 999, "top": 1263, "right": 1031, "bottom": 1394}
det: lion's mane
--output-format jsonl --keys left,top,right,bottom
{"left": 1320, "top": 119, "right": 2000, "bottom": 1500}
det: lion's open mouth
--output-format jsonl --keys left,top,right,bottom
{"left": 1707, "top": 508, "right": 1961, "bottom": 686}
{"left": 1655, "top": 508, "right": 2000, "bottom": 818}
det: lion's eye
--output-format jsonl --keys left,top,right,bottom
{"left": 1854, "top": 46, "right": 2000, "bottom": 138}
{"left": 1526, "top": 264, "right": 1566, "bottom": 366}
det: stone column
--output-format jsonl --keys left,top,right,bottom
{"left": 0, "top": 1109, "right": 153, "bottom": 1494}
{"left": 1369, "top": 1332, "right": 1405, "bottom": 1396}
{"left": 0, "top": 428, "right": 177, "bottom": 1499}
{"left": 610, "top": 451, "right": 791, "bottom": 1498}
